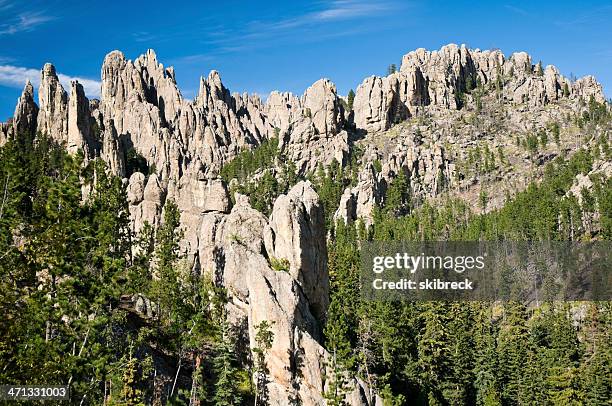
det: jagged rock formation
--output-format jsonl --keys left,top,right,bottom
{"left": 11, "top": 81, "right": 39, "bottom": 137}
{"left": 128, "top": 172, "right": 165, "bottom": 236}
{"left": 353, "top": 44, "right": 605, "bottom": 133}
{"left": 568, "top": 159, "right": 612, "bottom": 210}
{"left": 67, "top": 81, "right": 92, "bottom": 155}
{"left": 265, "top": 91, "right": 302, "bottom": 132}
{"left": 0, "top": 44, "right": 607, "bottom": 405}
{"left": 37, "top": 63, "right": 69, "bottom": 141}
{"left": 265, "top": 79, "right": 350, "bottom": 173}
{"left": 334, "top": 162, "right": 383, "bottom": 225}
{"left": 264, "top": 181, "right": 329, "bottom": 321}
{"left": 0, "top": 124, "right": 8, "bottom": 145}
{"left": 198, "top": 182, "right": 378, "bottom": 404}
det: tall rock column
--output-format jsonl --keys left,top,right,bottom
{"left": 303, "top": 78, "right": 344, "bottom": 135}
{"left": 37, "top": 63, "right": 68, "bottom": 142}
{"left": 264, "top": 181, "right": 329, "bottom": 321}
{"left": 12, "top": 81, "right": 39, "bottom": 137}
{"left": 67, "top": 81, "right": 92, "bottom": 155}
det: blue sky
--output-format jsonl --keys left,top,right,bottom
{"left": 1, "top": 0, "right": 611, "bottom": 120}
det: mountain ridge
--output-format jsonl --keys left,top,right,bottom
{"left": 0, "top": 43, "right": 609, "bottom": 405}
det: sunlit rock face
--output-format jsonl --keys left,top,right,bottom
{"left": 353, "top": 44, "right": 604, "bottom": 133}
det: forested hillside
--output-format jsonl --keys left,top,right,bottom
{"left": 1, "top": 127, "right": 610, "bottom": 404}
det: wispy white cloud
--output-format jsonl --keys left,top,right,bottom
{"left": 132, "top": 31, "right": 159, "bottom": 43}
{"left": 503, "top": 4, "right": 530, "bottom": 17}
{"left": 170, "top": 54, "right": 217, "bottom": 65}
{"left": 260, "top": 0, "right": 393, "bottom": 31}
{"left": 0, "top": 0, "right": 13, "bottom": 11}
{"left": 314, "top": 0, "right": 391, "bottom": 21}
{"left": 0, "top": 65, "right": 101, "bottom": 98}
{"left": 0, "top": 11, "right": 55, "bottom": 35}
{"left": 198, "top": 0, "right": 398, "bottom": 55}
{"left": 554, "top": 5, "right": 612, "bottom": 28}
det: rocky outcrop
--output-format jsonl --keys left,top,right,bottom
{"left": 568, "top": 159, "right": 612, "bottom": 205}
{"left": 264, "top": 181, "right": 329, "bottom": 321}
{"left": 167, "top": 169, "right": 232, "bottom": 268}
{"left": 196, "top": 183, "right": 377, "bottom": 405}
{"left": 265, "top": 91, "right": 302, "bottom": 132}
{"left": 353, "top": 75, "right": 395, "bottom": 133}
{"left": 0, "top": 123, "right": 8, "bottom": 145}
{"left": 128, "top": 173, "right": 165, "bottom": 236}
{"left": 573, "top": 76, "right": 605, "bottom": 103}
{"left": 334, "top": 162, "right": 384, "bottom": 226}
{"left": 99, "top": 49, "right": 277, "bottom": 181}
{"left": 303, "top": 79, "right": 344, "bottom": 135}
{"left": 67, "top": 81, "right": 92, "bottom": 155}
{"left": 275, "top": 79, "right": 349, "bottom": 173}
{"left": 37, "top": 63, "right": 68, "bottom": 142}
{"left": 353, "top": 44, "right": 606, "bottom": 133}
{"left": 99, "top": 116, "right": 126, "bottom": 177}
{"left": 11, "top": 81, "right": 39, "bottom": 138}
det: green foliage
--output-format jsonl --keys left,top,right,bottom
{"left": 563, "top": 82, "right": 570, "bottom": 97}
{"left": 372, "top": 159, "right": 382, "bottom": 174}
{"left": 479, "top": 189, "right": 488, "bottom": 211}
{"left": 213, "top": 317, "right": 242, "bottom": 406}
{"left": 253, "top": 320, "right": 274, "bottom": 405}
{"left": 126, "top": 147, "right": 149, "bottom": 177}
{"left": 310, "top": 155, "right": 362, "bottom": 230}
{"left": 220, "top": 138, "right": 280, "bottom": 184}
{"left": 465, "top": 144, "right": 497, "bottom": 175}
{"left": 220, "top": 138, "right": 301, "bottom": 216}
{"left": 0, "top": 134, "right": 136, "bottom": 402}
{"left": 269, "top": 257, "right": 290, "bottom": 272}
{"left": 539, "top": 129, "right": 548, "bottom": 147}
{"left": 384, "top": 169, "right": 410, "bottom": 215}
{"left": 0, "top": 133, "right": 235, "bottom": 404}
{"left": 525, "top": 133, "right": 540, "bottom": 155}
{"left": 550, "top": 121, "right": 561, "bottom": 145}
{"left": 347, "top": 89, "right": 355, "bottom": 110}
{"left": 576, "top": 96, "right": 611, "bottom": 128}
{"left": 1, "top": 93, "right": 610, "bottom": 406}
{"left": 322, "top": 140, "right": 611, "bottom": 404}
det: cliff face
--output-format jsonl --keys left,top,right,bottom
{"left": 353, "top": 44, "right": 604, "bottom": 133}
{"left": 0, "top": 43, "right": 607, "bottom": 405}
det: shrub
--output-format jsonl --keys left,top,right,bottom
{"left": 270, "top": 257, "right": 290, "bottom": 272}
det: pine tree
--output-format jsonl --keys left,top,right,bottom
{"left": 323, "top": 347, "right": 350, "bottom": 406}
{"left": 581, "top": 303, "right": 612, "bottom": 405}
{"left": 347, "top": 89, "right": 355, "bottom": 110}
{"left": 150, "top": 199, "right": 185, "bottom": 327}
{"left": 443, "top": 303, "right": 475, "bottom": 404}
{"left": 213, "top": 318, "right": 242, "bottom": 406}
{"left": 253, "top": 320, "right": 274, "bottom": 406}
{"left": 519, "top": 332, "right": 547, "bottom": 405}
{"left": 417, "top": 302, "right": 453, "bottom": 405}
{"left": 563, "top": 82, "right": 570, "bottom": 97}
{"left": 113, "top": 342, "right": 146, "bottom": 406}
{"left": 497, "top": 303, "right": 529, "bottom": 404}
{"left": 385, "top": 169, "right": 409, "bottom": 215}
{"left": 473, "top": 304, "right": 501, "bottom": 406}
